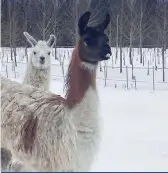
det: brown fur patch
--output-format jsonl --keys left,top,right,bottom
{"left": 65, "top": 42, "right": 96, "bottom": 109}
{"left": 19, "top": 115, "right": 38, "bottom": 153}
{"left": 47, "top": 94, "right": 65, "bottom": 105}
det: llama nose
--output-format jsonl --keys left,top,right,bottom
{"left": 40, "top": 56, "right": 45, "bottom": 61}
{"left": 104, "top": 45, "right": 111, "bottom": 55}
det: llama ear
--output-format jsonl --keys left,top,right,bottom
{"left": 47, "top": 34, "right": 56, "bottom": 48}
{"left": 23, "top": 32, "right": 37, "bottom": 47}
{"left": 96, "top": 13, "right": 110, "bottom": 32}
{"left": 78, "top": 11, "right": 91, "bottom": 36}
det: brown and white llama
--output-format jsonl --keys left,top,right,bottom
{"left": 1, "top": 11, "right": 111, "bottom": 172}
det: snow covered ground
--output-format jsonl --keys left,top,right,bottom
{"left": 91, "top": 88, "right": 168, "bottom": 172}
{"left": 1, "top": 47, "right": 168, "bottom": 171}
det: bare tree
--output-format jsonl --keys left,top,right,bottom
{"left": 116, "top": 14, "right": 119, "bottom": 64}
{"left": 8, "top": 1, "right": 13, "bottom": 61}
{"left": 22, "top": 0, "right": 30, "bottom": 62}
{"left": 51, "top": 0, "right": 65, "bottom": 59}
{"left": 128, "top": 0, "right": 136, "bottom": 66}
{"left": 119, "top": 0, "right": 124, "bottom": 73}
{"left": 126, "top": 0, "right": 141, "bottom": 79}
{"left": 138, "top": 0, "right": 155, "bottom": 65}
{"left": 127, "top": 0, "right": 137, "bottom": 79}
{"left": 108, "top": 1, "right": 113, "bottom": 66}
{"left": 36, "top": 0, "right": 54, "bottom": 40}
{"left": 155, "top": 0, "right": 168, "bottom": 81}
{"left": 139, "top": 0, "right": 143, "bottom": 64}
{"left": 7, "top": 1, "right": 20, "bottom": 65}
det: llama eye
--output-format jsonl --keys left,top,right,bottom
{"left": 33, "top": 52, "right": 36, "bottom": 55}
{"left": 48, "top": 52, "right": 51, "bottom": 55}
{"left": 85, "top": 38, "right": 91, "bottom": 43}
{"left": 84, "top": 38, "right": 94, "bottom": 46}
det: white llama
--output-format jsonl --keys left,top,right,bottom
{"left": 23, "top": 32, "right": 56, "bottom": 90}
{"left": 1, "top": 11, "right": 111, "bottom": 172}
{"left": 1, "top": 32, "right": 56, "bottom": 172}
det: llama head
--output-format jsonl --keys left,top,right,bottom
{"left": 78, "top": 11, "right": 111, "bottom": 67}
{"left": 23, "top": 32, "right": 56, "bottom": 70}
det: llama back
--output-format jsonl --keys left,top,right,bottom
{"left": 1, "top": 77, "right": 77, "bottom": 171}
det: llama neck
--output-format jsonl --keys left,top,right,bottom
{"left": 24, "top": 61, "right": 50, "bottom": 89}
{"left": 65, "top": 48, "right": 97, "bottom": 109}
{"left": 26, "top": 63, "right": 50, "bottom": 77}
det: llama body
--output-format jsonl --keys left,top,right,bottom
{"left": 23, "top": 32, "right": 56, "bottom": 90}
{"left": 1, "top": 11, "right": 111, "bottom": 171}
{"left": 1, "top": 48, "right": 101, "bottom": 171}
{"left": 1, "top": 72, "right": 100, "bottom": 171}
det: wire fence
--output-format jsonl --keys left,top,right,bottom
{"left": 1, "top": 61, "right": 168, "bottom": 91}
{"left": 102, "top": 66, "right": 168, "bottom": 90}
{"left": 0, "top": 46, "right": 168, "bottom": 90}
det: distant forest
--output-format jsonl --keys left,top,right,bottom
{"left": 1, "top": 0, "right": 168, "bottom": 48}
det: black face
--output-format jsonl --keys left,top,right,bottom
{"left": 78, "top": 12, "right": 111, "bottom": 63}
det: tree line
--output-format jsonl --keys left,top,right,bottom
{"left": 1, "top": 0, "right": 168, "bottom": 49}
